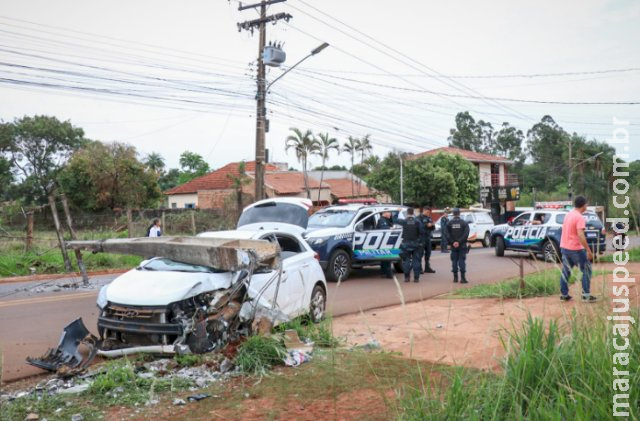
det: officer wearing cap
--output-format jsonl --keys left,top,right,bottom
{"left": 446, "top": 208, "right": 470, "bottom": 284}
{"left": 398, "top": 207, "right": 425, "bottom": 282}
{"left": 418, "top": 206, "right": 436, "bottom": 274}
{"left": 440, "top": 207, "right": 451, "bottom": 253}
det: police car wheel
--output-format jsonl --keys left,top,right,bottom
{"left": 327, "top": 249, "right": 351, "bottom": 282}
{"left": 543, "top": 241, "right": 560, "bottom": 263}
{"left": 482, "top": 232, "right": 491, "bottom": 248}
{"left": 309, "top": 284, "right": 326, "bottom": 323}
{"left": 495, "top": 236, "right": 505, "bottom": 257}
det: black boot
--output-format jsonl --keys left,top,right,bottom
{"left": 425, "top": 266, "right": 436, "bottom": 273}
{"left": 453, "top": 272, "right": 458, "bottom": 283}
{"left": 461, "top": 272, "right": 469, "bottom": 284}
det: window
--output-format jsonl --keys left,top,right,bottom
{"left": 275, "top": 234, "right": 303, "bottom": 259}
{"left": 512, "top": 213, "right": 531, "bottom": 226}
{"left": 532, "top": 212, "right": 551, "bottom": 225}
{"left": 171, "top": 202, "right": 177, "bottom": 209}
{"left": 185, "top": 203, "right": 195, "bottom": 209}
{"left": 357, "top": 212, "right": 375, "bottom": 231}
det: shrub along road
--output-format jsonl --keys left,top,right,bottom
{"left": 1, "top": 237, "right": 637, "bottom": 383}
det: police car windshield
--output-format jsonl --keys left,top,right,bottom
{"left": 308, "top": 209, "right": 356, "bottom": 227}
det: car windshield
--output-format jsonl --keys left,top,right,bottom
{"left": 308, "top": 209, "right": 357, "bottom": 227}
{"left": 141, "top": 258, "right": 221, "bottom": 273}
{"left": 238, "top": 202, "right": 308, "bottom": 228}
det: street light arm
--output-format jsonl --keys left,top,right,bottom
{"left": 266, "top": 42, "right": 329, "bottom": 91}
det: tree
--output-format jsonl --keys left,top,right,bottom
{"left": 494, "top": 122, "right": 526, "bottom": 166}
{"left": 0, "top": 156, "right": 13, "bottom": 200}
{"left": 144, "top": 152, "right": 166, "bottom": 175}
{"left": 314, "top": 132, "right": 339, "bottom": 204}
{"left": 2, "top": 115, "right": 86, "bottom": 204}
{"left": 367, "top": 151, "right": 478, "bottom": 206}
{"left": 526, "top": 115, "right": 569, "bottom": 192}
{"left": 357, "top": 134, "right": 373, "bottom": 164}
{"left": 342, "top": 136, "right": 361, "bottom": 197}
{"left": 178, "top": 151, "right": 210, "bottom": 184}
{"left": 448, "top": 112, "right": 482, "bottom": 152}
{"left": 286, "top": 128, "right": 320, "bottom": 199}
{"left": 228, "top": 161, "right": 251, "bottom": 219}
{"left": 159, "top": 168, "right": 181, "bottom": 191}
{"left": 366, "top": 152, "right": 403, "bottom": 202}
{"left": 58, "top": 141, "right": 162, "bottom": 211}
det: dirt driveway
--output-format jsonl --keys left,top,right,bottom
{"left": 332, "top": 263, "right": 640, "bottom": 371}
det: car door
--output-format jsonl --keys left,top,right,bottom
{"left": 273, "top": 234, "right": 310, "bottom": 316}
{"left": 504, "top": 212, "right": 532, "bottom": 250}
{"left": 353, "top": 211, "right": 402, "bottom": 263}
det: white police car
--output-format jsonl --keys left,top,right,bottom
{"left": 490, "top": 209, "right": 606, "bottom": 262}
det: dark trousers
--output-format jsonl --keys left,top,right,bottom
{"left": 401, "top": 243, "right": 423, "bottom": 279}
{"left": 450, "top": 245, "right": 467, "bottom": 273}
{"left": 441, "top": 235, "right": 449, "bottom": 251}
{"left": 560, "top": 248, "right": 591, "bottom": 297}
{"left": 423, "top": 238, "right": 432, "bottom": 270}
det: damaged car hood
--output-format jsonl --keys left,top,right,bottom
{"left": 105, "top": 269, "right": 233, "bottom": 306}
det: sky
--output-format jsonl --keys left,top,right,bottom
{"left": 1, "top": 0, "right": 639, "bottom": 171}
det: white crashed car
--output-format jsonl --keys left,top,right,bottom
{"left": 96, "top": 224, "right": 327, "bottom": 355}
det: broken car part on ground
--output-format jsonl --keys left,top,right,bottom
{"left": 26, "top": 235, "right": 326, "bottom": 374}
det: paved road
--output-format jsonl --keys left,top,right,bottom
{"left": 1, "top": 237, "right": 635, "bottom": 383}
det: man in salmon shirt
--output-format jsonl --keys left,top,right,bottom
{"left": 559, "top": 195, "right": 597, "bottom": 302}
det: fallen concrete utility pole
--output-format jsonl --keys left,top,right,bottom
{"left": 66, "top": 236, "right": 279, "bottom": 272}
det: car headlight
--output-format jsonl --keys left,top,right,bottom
{"left": 97, "top": 285, "right": 108, "bottom": 309}
{"left": 307, "top": 236, "right": 330, "bottom": 247}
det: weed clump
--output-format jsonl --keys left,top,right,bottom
{"left": 235, "top": 335, "right": 286, "bottom": 375}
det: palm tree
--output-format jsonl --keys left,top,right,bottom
{"left": 144, "top": 152, "right": 165, "bottom": 175}
{"left": 286, "top": 128, "right": 320, "bottom": 199}
{"left": 342, "top": 136, "right": 361, "bottom": 197}
{"left": 357, "top": 134, "right": 373, "bottom": 165}
{"left": 315, "top": 132, "right": 339, "bottom": 204}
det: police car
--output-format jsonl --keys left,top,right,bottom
{"left": 432, "top": 210, "right": 495, "bottom": 248}
{"left": 305, "top": 203, "right": 408, "bottom": 281}
{"left": 236, "top": 198, "right": 407, "bottom": 282}
{"left": 490, "top": 208, "right": 606, "bottom": 262}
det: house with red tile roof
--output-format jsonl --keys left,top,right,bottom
{"left": 165, "top": 161, "right": 279, "bottom": 209}
{"left": 165, "top": 161, "right": 331, "bottom": 209}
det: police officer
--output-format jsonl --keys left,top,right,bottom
{"left": 446, "top": 208, "right": 470, "bottom": 284}
{"left": 376, "top": 211, "right": 395, "bottom": 278}
{"left": 440, "top": 207, "right": 451, "bottom": 253}
{"left": 418, "top": 206, "right": 436, "bottom": 274}
{"left": 398, "top": 207, "right": 425, "bottom": 282}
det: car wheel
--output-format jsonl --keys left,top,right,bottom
{"left": 309, "top": 284, "right": 326, "bottom": 323}
{"left": 495, "top": 236, "right": 505, "bottom": 257}
{"left": 482, "top": 232, "right": 491, "bottom": 248}
{"left": 543, "top": 240, "right": 560, "bottom": 263}
{"left": 326, "top": 249, "right": 351, "bottom": 282}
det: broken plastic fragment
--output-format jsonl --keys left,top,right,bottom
{"left": 26, "top": 318, "right": 99, "bottom": 375}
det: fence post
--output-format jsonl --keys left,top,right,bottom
{"left": 519, "top": 256, "right": 525, "bottom": 290}
{"left": 191, "top": 210, "right": 196, "bottom": 235}
{"left": 25, "top": 211, "right": 34, "bottom": 252}
{"left": 48, "top": 191, "right": 73, "bottom": 272}
{"left": 161, "top": 211, "right": 166, "bottom": 235}
{"left": 60, "top": 193, "right": 89, "bottom": 285}
{"left": 127, "top": 208, "right": 134, "bottom": 238}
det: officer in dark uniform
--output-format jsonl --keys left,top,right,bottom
{"left": 440, "top": 207, "right": 451, "bottom": 253}
{"left": 418, "top": 206, "right": 436, "bottom": 274}
{"left": 398, "top": 207, "right": 425, "bottom": 282}
{"left": 446, "top": 208, "right": 470, "bottom": 284}
{"left": 376, "top": 211, "right": 394, "bottom": 278}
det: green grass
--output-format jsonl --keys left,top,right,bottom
{"left": 274, "top": 316, "right": 341, "bottom": 348}
{"left": 446, "top": 268, "right": 610, "bottom": 299}
{"left": 397, "top": 310, "right": 640, "bottom": 420}
{"left": 0, "top": 244, "right": 142, "bottom": 277}
{"left": 235, "top": 335, "right": 287, "bottom": 375}
{"left": 599, "top": 246, "right": 640, "bottom": 263}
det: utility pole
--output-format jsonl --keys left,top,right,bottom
{"left": 237, "top": 0, "right": 292, "bottom": 201}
